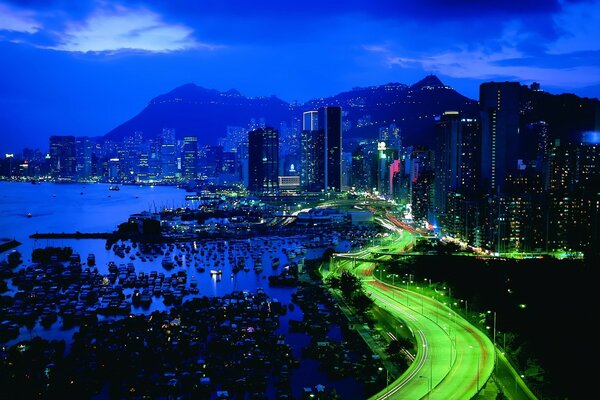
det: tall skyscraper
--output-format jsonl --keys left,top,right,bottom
{"left": 49, "top": 135, "right": 76, "bottom": 180}
{"left": 434, "top": 112, "right": 480, "bottom": 214}
{"left": 479, "top": 81, "right": 521, "bottom": 194}
{"left": 300, "top": 111, "right": 318, "bottom": 190}
{"left": 160, "top": 128, "right": 177, "bottom": 181}
{"left": 75, "top": 136, "right": 93, "bottom": 179}
{"left": 318, "top": 106, "right": 343, "bottom": 192}
{"left": 182, "top": 136, "right": 198, "bottom": 180}
{"left": 248, "top": 127, "right": 279, "bottom": 194}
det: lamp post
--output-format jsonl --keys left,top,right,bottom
{"left": 470, "top": 345, "right": 480, "bottom": 392}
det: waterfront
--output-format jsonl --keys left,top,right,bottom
{"left": 0, "top": 181, "right": 372, "bottom": 399}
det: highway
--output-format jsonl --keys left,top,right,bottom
{"left": 325, "top": 205, "right": 496, "bottom": 400}
{"left": 327, "top": 250, "right": 495, "bottom": 400}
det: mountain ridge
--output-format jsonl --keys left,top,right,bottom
{"left": 103, "top": 75, "right": 598, "bottom": 149}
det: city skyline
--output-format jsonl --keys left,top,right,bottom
{"left": 1, "top": 0, "right": 600, "bottom": 153}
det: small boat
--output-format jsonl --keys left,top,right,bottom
{"left": 26, "top": 212, "right": 32, "bottom": 218}
{"left": 109, "top": 185, "right": 120, "bottom": 191}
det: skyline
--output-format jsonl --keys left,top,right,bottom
{"left": 1, "top": 0, "right": 600, "bottom": 154}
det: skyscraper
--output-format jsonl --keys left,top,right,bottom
{"left": 318, "top": 106, "right": 343, "bottom": 192}
{"left": 479, "top": 81, "right": 521, "bottom": 194}
{"left": 160, "top": 128, "right": 177, "bottom": 181}
{"left": 182, "top": 136, "right": 198, "bottom": 180}
{"left": 300, "top": 111, "right": 318, "bottom": 190}
{"left": 248, "top": 127, "right": 279, "bottom": 194}
{"left": 75, "top": 136, "right": 93, "bottom": 179}
{"left": 434, "top": 112, "right": 480, "bottom": 213}
{"left": 49, "top": 135, "right": 76, "bottom": 180}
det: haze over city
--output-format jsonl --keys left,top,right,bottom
{"left": 1, "top": 0, "right": 600, "bottom": 154}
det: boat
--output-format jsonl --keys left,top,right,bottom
{"left": 26, "top": 212, "right": 32, "bottom": 218}
{"left": 109, "top": 185, "right": 120, "bottom": 191}
{"left": 162, "top": 257, "right": 175, "bottom": 270}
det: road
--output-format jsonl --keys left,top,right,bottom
{"left": 319, "top": 198, "right": 537, "bottom": 399}
{"left": 328, "top": 251, "right": 495, "bottom": 400}
{"left": 325, "top": 205, "right": 496, "bottom": 400}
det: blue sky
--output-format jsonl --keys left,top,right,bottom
{"left": 1, "top": 0, "right": 599, "bottom": 154}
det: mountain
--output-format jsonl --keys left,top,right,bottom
{"left": 102, "top": 76, "right": 474, "bottom": 148}
{"left": 302, "top": 75, "right": 478, "bottom": 147}
{"left": 104, "top": 83, "right": 293, "bottom": 146}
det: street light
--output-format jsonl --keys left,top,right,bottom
{"left": 470, "top": 345, "right": 480, "bottom": 392}
{"left": 378, "top": 367, "right": 389, "bottom": 397}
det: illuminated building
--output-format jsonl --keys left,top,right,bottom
{"left": 160, "top": 128, "right": 177, "bottom": 181}
{"left": 182, "top": 136, "right": 198, "bottom": 180}
{"left": 49, "top": 135, "right": 76, "bottom": 180}
{"left": 479, "top": 81, "right": 520, "bottom": 194}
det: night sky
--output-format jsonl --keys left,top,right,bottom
{"left": 1, "top": 0, "right": 599, "bottom": 154}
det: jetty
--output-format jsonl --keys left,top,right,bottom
{"left": 0, "top": 239, "right": 21, "bottom": 253}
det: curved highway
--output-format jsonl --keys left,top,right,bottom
{"left": 326, "top": 210, "right": 496, "bottom": 399}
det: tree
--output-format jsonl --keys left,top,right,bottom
{"left": 339, "top": 270, "right": 361, "bottom": 299}
{"left": 351, "top": 290, "right": 373, "bottom": 314}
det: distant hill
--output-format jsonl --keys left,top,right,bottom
{"left": 103, "top": 75, "right": 599, "bottom": 149}
{"left": 104, "top": 84, "right": 293, "bottom": 146}
{"left": 103, "top": 75, "right": 479, "bottom": 148}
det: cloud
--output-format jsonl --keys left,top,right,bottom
{"left": 0, "top": 2, "right": 41, "bottom": 33}
{"left": 548, "top": 0, "right": 600, "bottom": 54}
{"left": 49, "top": 4, "right": 214, "bottom": 53}
{"left": 364, "top": 2, "right": 600, "bottom": 93}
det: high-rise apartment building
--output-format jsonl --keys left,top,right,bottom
{"left": 479, "top": 81, "right": 521, "bottom": 194}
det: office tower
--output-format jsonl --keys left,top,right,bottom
{"left": 49, "top": 135, "right": 76, "bottom": 180}
{"left": 300, "top": 111, "right": 318, "bottom": 190}
{"left": 160, "top": 128, "right": 177, "bottom": 181}
{"left": 248, "top": 127, "right": 279, "bottom": 194}
{"left": 137, "top": 142, "right": 150, "bottom": 182}
{"left": 120, "top": 131, "right": 143, "bottom": 180}
{"left": 479, "top": 81, "right": 521, "bottom": 194}
{"left": 318, "top": 106, "right": 342, "bottom": 192}
{"left": 182, "top": 136, "right": 198, "bottom": 180}
{"left": 147, "top": 137, "right": 161, "bottom": 182}
{"left": 75, "top": 136, "right": 93, "bottom": 179}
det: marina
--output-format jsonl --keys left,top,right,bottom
{"left": 0, "top": 181, "right": 381, "bottom": 399}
